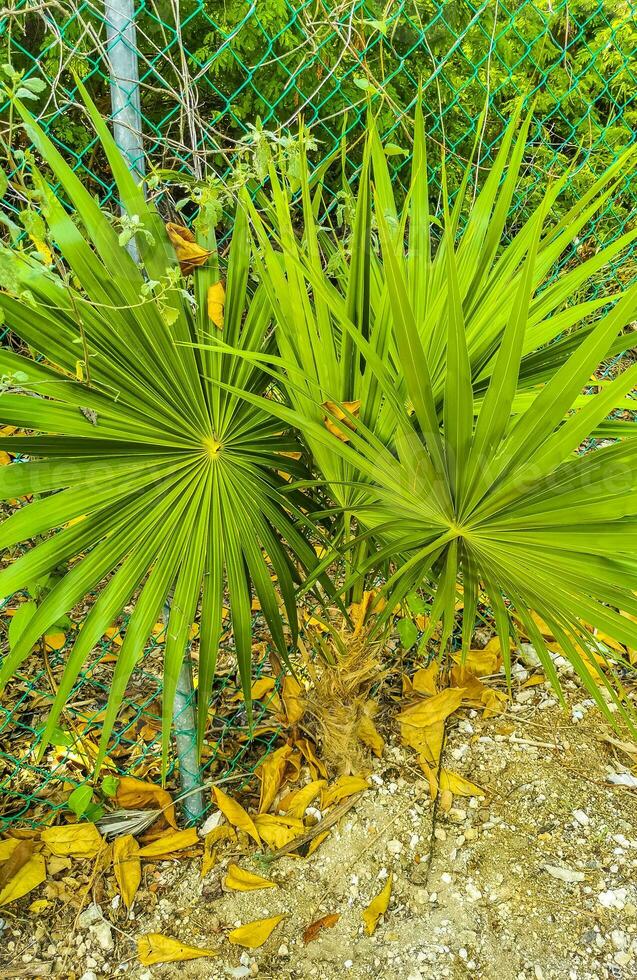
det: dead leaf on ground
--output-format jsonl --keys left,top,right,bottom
{"left": 362, "top": 873, "right": 392, "bottom": 936}
{"left": 398, "top": 687, "right": 465, "bottom": 729}
{"left": 113, "top": 835, "right": 141, "bottom": 909}
{"left": 303, "top": 913, "right": 340, "bottom": 944}
{"left": 224, "top": 863, "right": 276, "bottom": 892}
{"left": 280, "top": 780, "right": 326, "bottom": 819}
{"left": 116, "top": 777, "right": 176, "bottom": 829}
{"left": 356, "top": 712, "right": 384, "bottom": 758}
{"left": 0, "top": 840, "right": 34, "bottom": 891}
{"left": 138, "top": 828, "right": 199, "bottom": 858}
{"left": 257, "top": 744, "right": 294, "bottom": 814}
{"left": 439, "top": 770, "right": 484, "bottom": 797}
{"left": 137, "top": 933, "right": 217, "bottom": 965}
{"left": 201, "top": 825, "right": 236, "bottom": 878}
{"left": 228, "top": 915, "right": 285, "bottom": 949}
{"left": 41, "top": 823, "right": 104, "bottom": 859}
{"left": 281, "top": 676, "right": 305, "bottom": 726}
{"left": 212, "top": 786, "right": 260, "bottom": 846}
{"left": 321, "top": 775, "right": 369, "bottom": 809}
{"left": 0, "top": 852, "right": 46, "bottom": 908}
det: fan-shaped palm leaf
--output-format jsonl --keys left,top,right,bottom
{"left": 0, "top": 85, "right": 320, "bottom": 768}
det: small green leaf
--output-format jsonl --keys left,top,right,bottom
{"left": 67, "top": 784, "right": 94, "bottom": 817}
{"left": 397, "top": 617, "right": 418, "bottom": 649}
{"left": 8, "top": 601, "right": 37, "bottom": 650}
{"left": 101, "top": 775, "right": 119, "bottom": 798}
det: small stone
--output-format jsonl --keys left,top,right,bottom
{"left": 387, "top": 840, "right": 403, "bottom": 855}
{"left": 78, "top": 904, "right": 102, "bottom": 928}
{"left": 434, "top": 828, "right": 447, "bottom": 841}
{"left": 90, "top": 920, "right": 114, "bottom": 952}
{"left": 79, "top": 973, "right": 98, "bottom": 980}
{"left": 344, "top": 960, "right": 354, "bottom": 969}
{"left": 611, "top": 930, "right": 627, "bottom": 950}
{"left": 572, "top": 809, "right": 590, "bottom": 826}
{"left": 464, "top": 828, "right": 479, "bottom": 841}
{"left": 277, "top": 944, "right": 289, "bottom": 957}
{"left": 614, "top": 951, "right": 632, "bottom": 967}
{"left": 448, "top": 808, "right": 466, "bottom": 823}
{"left": 542, "top": 865, "right": 585, "bottom": 884}
{"left": 466, "top": 882, "right": 482, "bottom": 902}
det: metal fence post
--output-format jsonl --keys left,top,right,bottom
{"left": 105, "top": 0, "right": 205, "bottom": 825}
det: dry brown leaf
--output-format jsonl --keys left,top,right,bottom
{"left": 201, "top": 825, "right": 235, "bottom": 878}
{"left": 166, "top": 223, "right": 212, "bottom": 275}
{"left": 138, "top": 933, "right": 217, "bottom": 965}
{"left": 303, "top": 913, "right": 340, "bottom": 944}
{"left": 403, "top": 720, "right": 445, "bottom": 767}
{"left": 41, "top": 823, "right": 104, "bottom": 859}
{"left": 116, "top": 777, "right": 176, "bottom": 829}
{"left": 228, "top": 915, "right": 285, "bottom": 949}
{"left": 321, "top": 774, "right": 369, "bottom": 809}
{"left": 138, "top": 828, "right": 199, "bottom": 858}
{"left": 113, "top": 835, "right": 141, "bottom": 909}
{"left": 231, "top": 677, "right": 276, "bottom": 702}
{"left": 207, "top": 281, "right": 225, "bottom": 328}
{"left": 0, "top": 840, "right": 34, "bottom": 891}
{"left": 0, "top": 852, "right": 46, "bottom": 907}
{"left": 212, "top": 786, "right": 260, "bottom": 846}
{"left": 362, "top": 873, "right": 392, "bottom": 936}
{"left": 28, "top": 898, "right": 51, "bottom": 914}
{"left": 224, "top": 863, "right": 276, "bottom": 892}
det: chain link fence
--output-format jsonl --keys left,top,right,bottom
{"left": 0, "top": 0, "right": 636, "bottom": 826}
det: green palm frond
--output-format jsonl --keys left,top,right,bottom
{"left": 213, "top": 107, "right": 637, "bottom": 725}
{"left": 0, "top": 85, "right": 321, "bottom": 769}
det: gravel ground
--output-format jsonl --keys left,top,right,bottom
{"left": 2, "top": 678, "right": 637, "bottom": 980}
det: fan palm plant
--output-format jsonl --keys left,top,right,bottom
{"left": 0, "top": 84, "right": 323, "bottom": 769}
{"left": 209, "top": 106, "right": 637, "bottom": 723}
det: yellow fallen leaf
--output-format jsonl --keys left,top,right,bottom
{"left": 28, "top": 898, "right": 50, "bottom": 914}
{"left": 0, "top": 839, "right": 19, "bottom": 862}
{"left": 357, "top": 713, "right": 384, "bottom": 758}
{"left": 165, "top": 223, "right": 212, "bottom": 275}
{"left": 113, "top": 835, "right": 141, "bottom": 910}
{"left": 280, "top": 780, "right": 326, "bottom": 819}
{"left": 231, "top": 677, "right": 276, "bottom": 702}
{"left": 411, "top": 663, "right": 439, "bottom": 695}
{"left": 321, "top": 774, "right": 369, "bottom": 809}
{"left": 138, "top": 933, "right": 217, "bottom": 965}
{"left": 212, "top": 786, "right": 260, "bottom": 846}
{"left": 138, "top": 828, "right": 199, "bottom": 858}
{"left": 201, "top": 825, "right": 235, "bottom": 878}
{"left": 295, "top": 738, "right": 327, "bottom": 779}
{"left": 228, "top": 915, "right": 285, "bottom": 949}
{"left": 362, "top": 873, "right": 392, "bottom": 936}
{"left": 116, "top": 777, "right": 176, "bottom": 829}
{"left": 253, "top": 814, "right": 304, "bottom": 849}
{"left": 41, "top": 823, "right": 104, "bottom": 859}
{"left": 439, "top": 770, "right": 484, "bottom": 797}
{"left": 281, "top": 675, "right": 304, "bottom": 726}
{"left": 402, "top": 720, "right": 444, "bottom": 767}
{"left": 0, "top": 839, "right": 33, "bottom": 890}
{"left": 452, "top": 645, "right": 502, "bottom": 677}
{"left": 481, "top": 688, "right": 508, "bottom": 718}
{"left": 224, "top": 863, "right": 276, "bottom": 891}
{"left": 0, "top": 853, "right": 46, "bottom": 907}
{"left": 398, "top": 688, "right": 464, "bottom": 729}
{"left": 207, "top": 281, "right": 225, "bottom": 328}
{"left": 257, "top": 744, "right": 294, "bottom": 814}
{"left": 307, "top": 830, "right": 330, "bottom": 855}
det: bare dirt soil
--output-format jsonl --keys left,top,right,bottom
{"left": 3, "top": 680, "right": 637, "bottom": 980}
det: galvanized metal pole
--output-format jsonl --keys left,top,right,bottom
{"left": 104, "top": 0, "right": 145, "bottom": 181}
{"left": 105, "top": 0, "right": 205, "bottom": 824}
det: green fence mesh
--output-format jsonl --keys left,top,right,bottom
{"left": 0, "top": 0, "right": 636, "bottom": 826}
